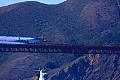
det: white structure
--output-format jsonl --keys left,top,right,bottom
{"left": 34, "top": 68, "right": 47, "bottom": 80}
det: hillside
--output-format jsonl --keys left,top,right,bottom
{"left": 0, "top": 0, "right": 119, "bottom": 44}
{"left": 0, "top": 0, "right": 120, "bottom": 80}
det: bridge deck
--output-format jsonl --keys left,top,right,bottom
{"left": 0, "top": 44, "right": 120, "bottom": 54}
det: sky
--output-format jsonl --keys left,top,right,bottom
{"left": 0, "top": 0, "right": 67, "bottom": 7}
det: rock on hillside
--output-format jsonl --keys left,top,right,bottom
{"left": 47, "top": 54, "right": 120, "bottom": 80}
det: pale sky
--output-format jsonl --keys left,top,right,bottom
{"left": 0, "top": 0, "right": 67, "bottom": 7}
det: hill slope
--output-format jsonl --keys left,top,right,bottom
{"left": 0, "top": 0, "right": 119, "bottom": 44}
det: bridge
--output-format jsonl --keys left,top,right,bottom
{"left": 0, "top": 43, "right": 120, "bottom": 54}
